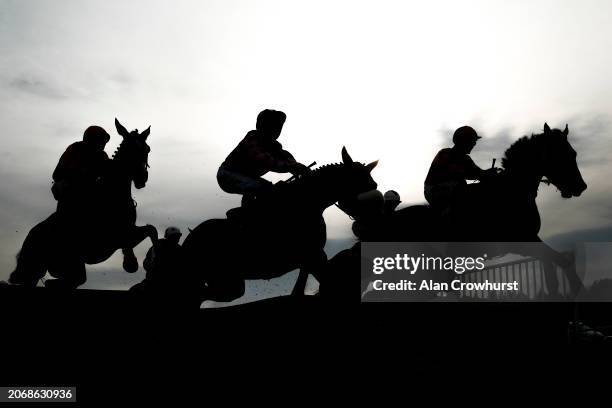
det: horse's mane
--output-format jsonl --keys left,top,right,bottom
{"left": 273, "top": 161, "right": 368, "bottom": 202}
{"left": 501, "top": 132, "right": 544, "bottom": 171}
{"left": 111, "top": 139, "right": 128, "bottom": 162}
{"left": 285, "top": 162, "right": 352, "bottom": 187}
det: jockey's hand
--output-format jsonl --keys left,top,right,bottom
{"left": 482, "top": 168, "right": 498, "bottom": 179}
{"left": 290, "top": 162, "right": 311, "bottom": 177}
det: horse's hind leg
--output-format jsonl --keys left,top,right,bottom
{"left": 46, "top": 259, "right": 86, "bottom": 289}
{"left": 10, "top": 249, "right": 46, "bottom": 286}
{"left": 9, "top": 221, "right": 50, "bottom": 286}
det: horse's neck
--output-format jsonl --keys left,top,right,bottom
{"left": 284, "top": 168, "right": 347, "bottom": 211}
{"left": 503, "top": 172, "right": 541, "bottom": 200}
{"left": 495, "top": 151, "right": 543, "bottom": 235}
{"left": 503, "top": 139, "right": 545, "bottom": 200}
{"left": 105, "top": 160, "right": 133, "bottom": 197}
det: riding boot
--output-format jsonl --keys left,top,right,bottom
{"left": 226, "top": 193, "right": 258, "bottom": 224}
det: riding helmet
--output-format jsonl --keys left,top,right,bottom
{"left": 83, "top": 126, "right": 110, "bottom": 145}
{"left": 452, "top": 126, "right": 481, "bottom": 145}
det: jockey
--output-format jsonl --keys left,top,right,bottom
{"left": 137, "top": 226, "right": 183, "bottom": 290}
{"left": 52, "top": 125, "right": 111, "bottom": 215}
{"left": 217, "top": 109, "right": 310, "bottom": 205}
{"left": 383, "top": 190, "right": 401, "bottom": 216}
{"left": 348, "top": 190, "right": 401, "bottom": 240}
{"left": 349, "top": 190, "right": 386, "bottom": 241}
{"left": 424, "top": 126, "right": 495, "bottom": 214}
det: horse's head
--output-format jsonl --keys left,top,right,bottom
{"left": 335, "top": 147, "right": 379, "bottom": 217}
{"left": 339, "top": 146, "right": 378, "bottom": 196}
{"left": 541, "top": 123, "right": 587, "bottom": 198}
{"left": 114, "top": 118, "right": 151, "bottom": 189}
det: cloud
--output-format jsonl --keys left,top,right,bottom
{"left": 108, "top": 71, "right": 135, "bottom": 87}
{"left": 7, "top": 75, "right": 71, "bottom": 100}
{"left": 547, "top": 224, "right": 612, "bottom": 251}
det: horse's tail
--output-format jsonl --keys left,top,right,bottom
{"left": 9, "top": 216, "right": 54, "bottom": 286}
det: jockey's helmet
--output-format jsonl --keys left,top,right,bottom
{"left": 83, "top": 126, "right": 110, "bottom": 145}
{"left": 164, "top": 226, "right": 182, "bottom": 238}
{"left": 452, "top": 126, "right": 481, "bottom": 145}
{"left": 256, "top": 109, "right": 286, "bottom": 136}
{"left": 383, "top": 190, "right": 401, "bottom": 203}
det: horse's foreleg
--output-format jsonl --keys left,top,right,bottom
{"left": 536, "top": 243, "right": 583, "bottom": 296}
{"left": 123, "top": 224, "right": 158, "bottom": 249}
{"left": 515, "top": 240, "right": 583, "bottom": 297}
{"left": 292, "top": 270, "right": 309, "bottom": 296}
{"left": 542, "top": 259, "right": 560, "bottom": 297}
{"left": 121, "top": 225, "right": 158, "bottom": 273}
{"left": 291, "top": 250, "right": 327, "bottom": 296}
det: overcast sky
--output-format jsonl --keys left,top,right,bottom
{"left": 1, "top": 0, "right": 612, "bottom": 302}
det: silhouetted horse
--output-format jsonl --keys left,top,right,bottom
{"left": 328, "top": 123, "right": 587, "bottom": 300}
{"left": 9, "top": 119, "right": 157, "bottom": 288}
{"left": 180, "top": 147, "right": 378, "bottom": 304}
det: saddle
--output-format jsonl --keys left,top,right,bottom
{"left": 225, "top": 181, "right": 287, "bottom": 225}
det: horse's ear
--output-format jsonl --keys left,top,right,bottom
{"left": 140, "top": 126, "right": 151, "bottom": 140}
{"left": 563, "top": 124, "right": 569, "bottom": 138}
{"left": 115, "top": 118, "right": 130, "bottom": 138}
{"left": 341, "top": 146, "right": 353, "bottom": 164}
{"left": 365, "top": 160, "right": 378, "bottom": 172}
{"left": 543, "top": 123, "right": 551, "bottom": 134}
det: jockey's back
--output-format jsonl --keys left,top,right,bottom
{"left": 53, "top": 141, "right": 110, "bottom": 188}
{"left": 51, "top": 126, "right": 111, "bottom": 222}
{"left": 424, "top": 147, "right": 481, "bottom": 186}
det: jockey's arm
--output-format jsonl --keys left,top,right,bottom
{"left": 280, "top": 149, "right": 296, "bottom": 162}
{"left": 53, "top": 144, "right": 87, "bottom": 183}
{"left": 97, "top": 151, "right": 111, "bottom": 177}
{"left": 250, "top": 141, "right": 303, "bottom": 174}
{"left": 81, "top": 151, "right": 110, "bottom": 181}
{"left": 272, "top": 149, "right": 311, "bottom": 175}
{"left": 465, "top": 156, "right": 488, "bottom": 181}
{"left": 274, "top": 142, "right": 312, "bottom": 175}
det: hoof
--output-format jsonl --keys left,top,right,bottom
{"left": 123, "top": 254, "right": 139, "bottom": 273}
{"left": 146, "top": 224, "right": 159, "bottom": 242}
{"left": 8, "top": 272, "right": 39, "bottom": 287}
